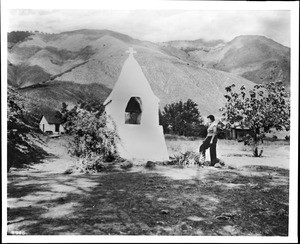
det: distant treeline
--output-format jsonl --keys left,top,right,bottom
{"left": 8, "top": 31, "right": 33, "bottom": 43}
{"left": 8, "top": 30, "right": 53, "bottom": 43}
{"left": 180, "top": 47, "right": 210, "bottom": 53}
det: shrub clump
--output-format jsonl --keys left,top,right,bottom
{"left": 74, "top": 157, "right": 133, "bottom": 173}
{"left": 61, "top": 101, "right": 123, "bottom": 173}
{"left": 145, "top": 161, "right": 156, "bottom": 169}
{"left": 159, "top": 99, "right": 206, "bottom": 137}
{"left": 171, "top": 151, "right": 200, "bottom": 167}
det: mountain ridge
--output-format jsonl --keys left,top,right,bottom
{"left": 8, "top": 29, "right": 289, "bottom": 117}
{"left": 161, "top": 34, "right": 290, "bottom": 89}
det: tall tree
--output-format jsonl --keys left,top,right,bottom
{"left": 220, "top": 81, "right": 290, "bottom": 156}
{"left": 160, "top": 99, "right": 206, "bottom": 137}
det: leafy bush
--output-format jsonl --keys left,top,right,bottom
{"left": 60, "top": 99, "right": 105, "bottom": 134}
{"left": 60, "top": 101, "right": 120, "bottom": 173}
{"left": 68, "top": 109, "right": 119, "bottom": 160}
{"left": 159, "top": 99, "right": 206, "bottom": 137}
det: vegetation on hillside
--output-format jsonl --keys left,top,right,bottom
{"left": 159, "top": 99, "right": 206, "bottom": 137}
{"left": 8, "top": 63, "right": 51, "bottom": 88}
{"left": 7, "top": 87, "right": 48, "bottom": 171}
{"left": 8, "top": 30, "right": 54, "bottom": 44}
{"left": 220, "top": 81, "right": 290, "bottom": 157}
{"left": 8, "top": 31, "right": 33, "bottom": 43}
{"left": 16, "top": 81, "right": 112, "bottom": 117}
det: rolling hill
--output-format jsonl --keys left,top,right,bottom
{"left": 8, "top": 29, "right": 289, "bottom": 118}
{"left": 161, "top": 35, "right": 290, "bottom": 90}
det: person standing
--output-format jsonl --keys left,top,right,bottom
{"left": 199, "top": 115, "right": 218, "bottom": 166}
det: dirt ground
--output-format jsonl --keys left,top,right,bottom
{"left": 7, "top": 135, "right": 290, "bottom": 236}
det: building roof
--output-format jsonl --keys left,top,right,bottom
{"left": 40, "top": 110, "right": 63, "bottom": 124}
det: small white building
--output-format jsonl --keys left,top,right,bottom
{"left": 104, "top": 47, "right": 169, "bottom": 161}
{"left": 39, "top": 111, "right": 65, "bottom": 134}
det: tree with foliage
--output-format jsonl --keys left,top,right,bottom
{"left": 60, "top": 99, "right": 105, "bottom": 134}
{"left": 60, "top": 100, "right": 120, "bottom": 172}
{"left": 220, "top": 81, "right": 290, "bottom": 157}
{"left": 159, "top": 99, "right": 206, "bottom": 137}
{"left": 79, "top": 99, "right": 105, "bottom": 116}
{"left": 60, "top": 102, "right": 79, "bottom": 134}
{"left": 8, "top": 31, "right": 33, "bottom": 43}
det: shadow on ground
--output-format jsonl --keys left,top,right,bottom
{"left": 7, "top": 165, "right": 289, "bottom": 236}
{"left": 8, "top": 140, "right": 56, "bottom": 172}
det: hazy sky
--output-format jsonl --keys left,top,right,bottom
{"left": 7, "top": 9, "right": 290, "bottom": 46}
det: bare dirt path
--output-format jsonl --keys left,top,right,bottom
{"left": 7, "top": 137, "right": 290, "bottom": 236}
{"left": 28, "top": 136, "right": 76, "bottom": 173}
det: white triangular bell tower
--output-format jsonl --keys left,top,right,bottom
{"left": 104, "top": 47, "right": 169, "bottom": 161}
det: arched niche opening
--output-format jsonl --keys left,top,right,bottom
{"left": 125, "top": 97, "right": 142, "bottom": 124}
